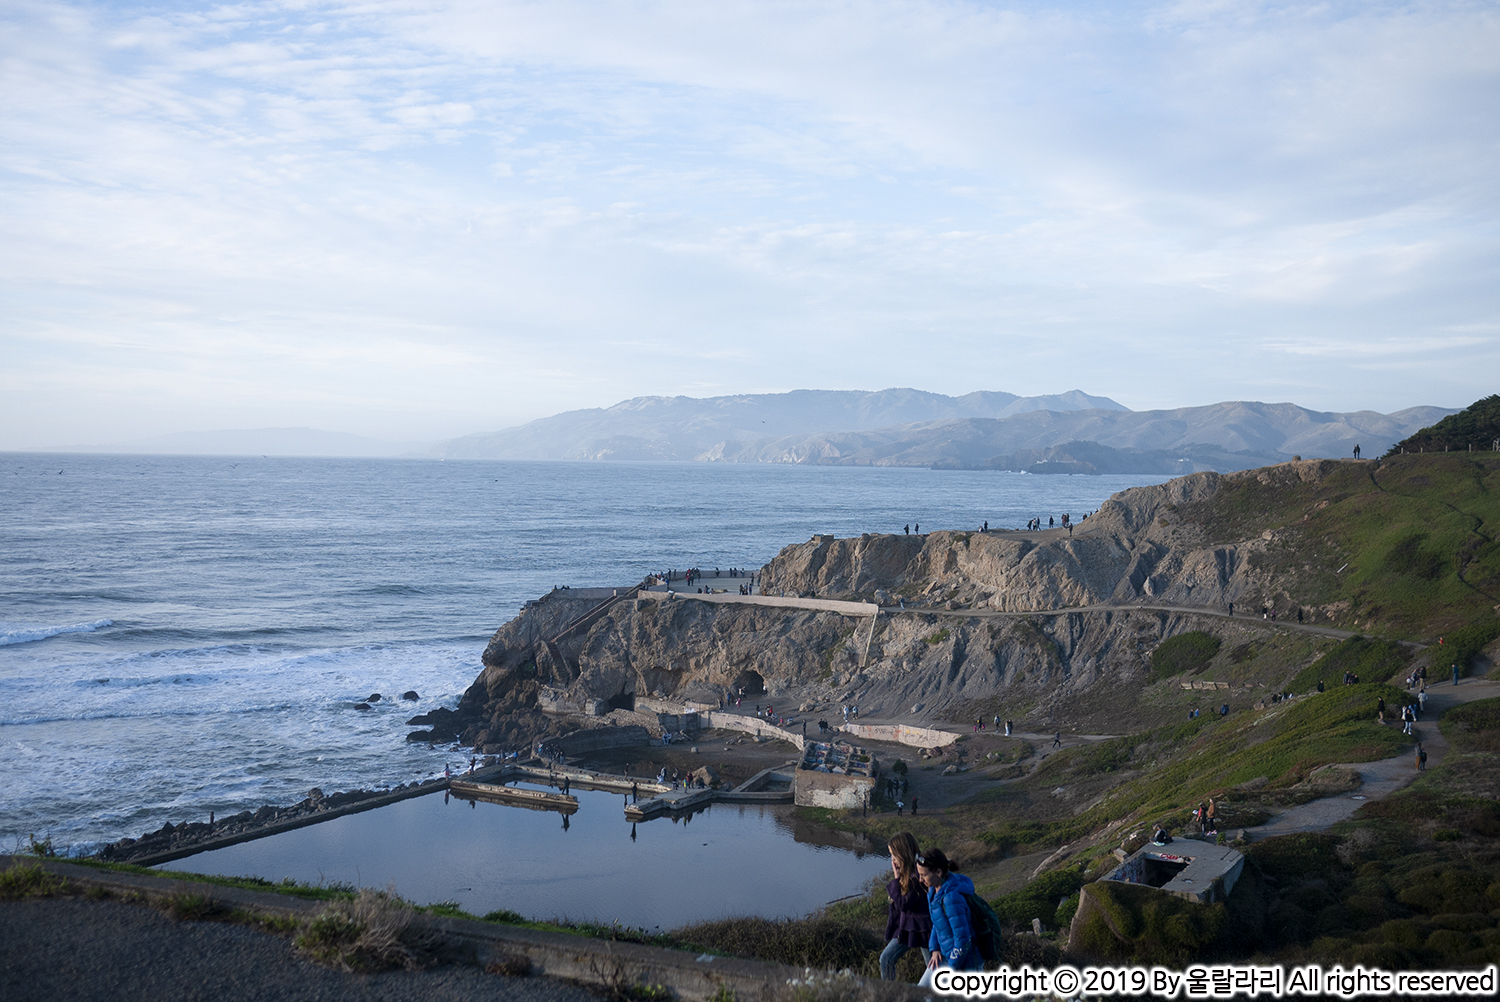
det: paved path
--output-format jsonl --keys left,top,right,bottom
{"left": 1242, "top": 677, "right": 1500, "bottom": 841}
{"left": 881, "top": 601, "right": 1368, "bottom": 642}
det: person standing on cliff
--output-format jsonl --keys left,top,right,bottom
{"left": 904, "top": 524, "right": 910, "bottom": 535}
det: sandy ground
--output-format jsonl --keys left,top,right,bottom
{"left": 1242, "top": 676, "right": 1500, "bottom": 840}
{"left": 0, "top": 897, "right": 599, "bottom": 1002}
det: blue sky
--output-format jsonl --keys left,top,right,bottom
{"left": 3, "top": 0, "right": 1497, "bottom": 447}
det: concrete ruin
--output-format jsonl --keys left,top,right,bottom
{"left": 1099, "top": 839, "right": 1244, "bottom": 904}
{"left": 793, "top": 739, "right": 878, "bottom": 809}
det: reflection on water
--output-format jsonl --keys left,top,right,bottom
{"left": 156, "top": 784, "right": 888, "bottom": 929}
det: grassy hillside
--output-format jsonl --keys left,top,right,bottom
{"left": 1184, "top": 453, "right": 1500, "bottom": 637}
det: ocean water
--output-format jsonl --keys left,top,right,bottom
{"left": 0, "top": 453, "right": 1172, "bottom": 856}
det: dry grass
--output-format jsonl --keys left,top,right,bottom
{"left": 294, "top": 887, "right": 436, "bottom": 972}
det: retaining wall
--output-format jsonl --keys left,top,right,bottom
{"left": 839, "top": 722, "right": 957, "bottom": 749}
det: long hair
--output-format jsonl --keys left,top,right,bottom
{"left": 888, "top": 831, "right": 920, "bottom": 895}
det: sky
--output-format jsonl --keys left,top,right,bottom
{"left": 2, "top": 0, "right": 1498, "bottom": 448}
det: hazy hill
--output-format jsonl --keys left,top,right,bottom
{"left": 430, "top": 388, "right": 1126, "bottom": 461}
{"left": 711, "top": 400, "right": 1455, "bottom": 471}
{"left": 436, "top": 391, "right": 1455, "bottom": 472}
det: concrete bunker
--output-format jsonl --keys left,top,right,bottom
{"left": 1099, "top": 841, "right": 1244, "bottom": 904}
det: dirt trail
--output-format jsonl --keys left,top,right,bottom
{"left": 1242, "top": 677, "right": 1500, "bottom": 841}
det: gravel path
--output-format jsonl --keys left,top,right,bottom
{"left": 1243, "top": 677, "right": 1500, "bottom": 841}
{"left": 0, "top": 898, "right": 600, "bottom": 1002}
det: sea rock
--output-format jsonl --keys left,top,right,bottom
{"left": 354, "top": 702, "right": 372, "bottom": 710}
{"left": 367, "top": 693, "right": 382, "bottom": 702}
{"left": 402, "top": 690, "right": 419, "bottom": 701}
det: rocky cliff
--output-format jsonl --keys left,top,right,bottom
{"left": 438, "top": 455, "right": 1496, "bottom": 751}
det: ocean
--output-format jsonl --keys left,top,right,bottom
{"left": 0, "top": 453, "right": 1173, "bottom": 855}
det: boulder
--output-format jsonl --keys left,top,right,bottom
{"left": 402, "top": 690, "right": 419, "bottom": 701}
{"left": 354, "top": 702, "right": 372, "bottom": 710}
{"left": 367, "top": 693, "right": 382, "bottom": 702}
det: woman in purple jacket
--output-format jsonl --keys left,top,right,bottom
{"left": 880, "top": 832, "right": 932, "bottom": 980}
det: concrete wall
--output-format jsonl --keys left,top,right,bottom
{"left": 839, "top": 722, "right": 957, "bottom": 749}
{"left": 553, "top": 725, "right": 650, "bottom": 757}
{"left": 794, "top": 768, "right": 876, "bottom": 809}
{"left": 704, "top": 711, "right": 805, "bottom": 750}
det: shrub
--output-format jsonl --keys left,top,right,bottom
{"left": 1288, "top": 636, "right": 1410, "bottom": 692}
{"left": 1149, "top": 632, "right": 1221, "bottom": 682}
{"left": 295, "top": 888, "right": 433, "bottom": 972}
{"left": 672, "top": 914, "right": 882, "bottom": 975}
{"left": 0, "top": 860, "right": 65, "bottom": 901}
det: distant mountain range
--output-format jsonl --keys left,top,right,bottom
{"left": 37, "top": 389, "right": 1460, "bottom": 473}
{"left": 432, "top": 390, "right": 1455, "bottom": 473}
{"left": 432, "top": 389, "right": 1128, "bottom": 461}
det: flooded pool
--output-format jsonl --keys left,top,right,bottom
{"left": 156, "top": 783, "right": 889, "bottom": 929}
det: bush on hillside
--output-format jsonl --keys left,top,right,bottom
{"left": 992, "top": 866, "right": 1085, "bottom": 929}
{"left": 1289, "top": 636, "right": 1410, "bottom": 692}
{"left": 1435, "top": 621, "right": 1500, "bottom": 678}
{"left": 1149, "top": 632, "right": 1222, "bottom": 682}
{"left": 1387, "top": 395, "right": 1500, "bottom": 455}
{"left": 1439, "top": 696, "right": 1500, "bottom": 752}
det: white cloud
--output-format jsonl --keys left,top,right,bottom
{"left": 1, "top": 0, "right": 1497, "bottom": 446}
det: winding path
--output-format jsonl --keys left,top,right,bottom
{"left": 1240, "top": 677, "right": 1500, "bottom": 841}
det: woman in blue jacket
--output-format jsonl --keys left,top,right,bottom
{"left": 916, "top": 847, "right": 982, "bottom": 986}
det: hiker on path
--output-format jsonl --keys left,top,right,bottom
{"left": 1377, "top": 696, "right": 1386, "bottom": 722}
{"left": 880, "top": 832, "right": 932, "bottom": 982}
{"left": 1206, "top": 798, "right": 1218, "bottom": 834}
{"left": 876, "top": 834, "right": 924, "bottom": 984}
{"left": 1416, "top": 743, "right": 1427, "bottom": 771}
{"left": 1052, "top": 731, "right": 1062, "bottom": 748}
{"left": 1453, "top": 663, "right": 1461, "bottom": 685}
{"left": 917, "top": 848, "right": 981, "bottom": 986}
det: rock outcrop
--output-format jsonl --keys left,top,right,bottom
{"left": 439, "top": 461, "right": 1364, "bottom": 749}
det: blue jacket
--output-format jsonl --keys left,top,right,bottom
{"left": 926, "top": 873, "right": 980, "bottom": 968}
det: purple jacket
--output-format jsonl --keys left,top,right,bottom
{"left": 886, "top": 876, "right": 932, "bottom": 948}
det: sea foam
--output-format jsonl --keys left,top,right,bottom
{"left": 0, "top": 619, "right": 113, "bottom": 646}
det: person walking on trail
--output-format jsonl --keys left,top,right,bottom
{"left": 916, "top": 848, "right": 982, "bottom": 987}
{"left": 1416, "top": 743, "right": 1426, "bottom": 771}
{"left": 1205, "top": 798, "right": 1217, "bottom": 834}
{"left": 1377, "top": 696, "right": 1385, "bottom": 723}
{"left": 880, "top": 832, "right": 933, "bottom": 982}
{"left": 1453, "top": 663, "right": 1461, "bottom": 685}
{"left": 1052, "top": 731, "right": 1062, "bottom": 748}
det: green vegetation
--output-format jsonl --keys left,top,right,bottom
{"left": 1288, "top": 635, "right": 1411, "bottom": 692}
{"left": 991, "top": 865, "right": 1084, "bottom": 928}
{"left": 0, "top": 860, "right": 66, "bottom": 900}
{"left": 924, "top": 627, "right": 951, "bottom": 646}
{"left": 1389, "top": 394, "right": 1500, "bottom": 455}
{"left": 1149, "top": 631, "right": 1221, "bottom": 682}
{"left": 1187, "top": 454, "right": 1500, "bottom": 637}
{"left": 1440, "top": 696, "right": 1500, "bottom": 752}
{"left": 1437, "top": 621, "right": 1500, "bottom": 677}
{"left": 64, "top": 859, "right": 359, "bottom": 901}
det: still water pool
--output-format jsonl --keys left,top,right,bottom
{"left": 157, "top": 783, "right": 889, "bottom": 929}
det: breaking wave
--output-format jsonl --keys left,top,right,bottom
{"left": 0, "top": 619, "right": 114, "bottom": 646}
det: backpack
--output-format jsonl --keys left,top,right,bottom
{"left": 962, "top": 892, "right": 1004, "bottom": 966}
